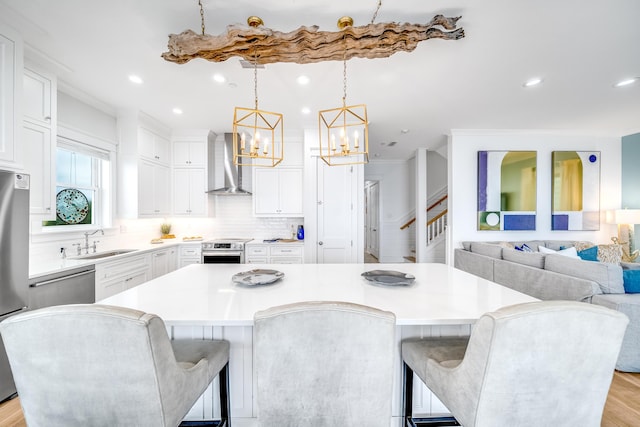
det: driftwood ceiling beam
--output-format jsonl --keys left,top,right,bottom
{"left": 162, "top": 15, "right": 464, "bottom": 65}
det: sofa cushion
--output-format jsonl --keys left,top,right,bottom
{"left": 469, "top": 242, "right": 503, "bottom": 259}
{"left": 623, "top": 270, "right": 640, "bottom": 293}
{"left": 621, "top": 262, "right": 640, "bottom": 270}
{"left": 578, "top": 246, "right": 599, "bottom": 261}
{"left": 538, "top": 246, "right": 579, "bottom": 259}
{"left": 494, "top": 259, "right": 601, "bottom": 302}
{"left": 544, "top": 254, "right": 624, "bottom": 294}
{"left": 502, "top": 248, "right": 546, "bottom": 268}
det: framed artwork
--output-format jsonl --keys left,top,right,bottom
{"left": 477, "top": 151, "right": 537, "bottom": 231}
{"left": 551, "top": 151, "right": 600, "bottom": 230}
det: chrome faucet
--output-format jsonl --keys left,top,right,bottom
{"left": 83, "top": 229, "right": 104, "bottom": 254}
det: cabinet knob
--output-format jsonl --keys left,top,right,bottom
{"left": 318, "top": 241, "right": 324, "bottom": 246}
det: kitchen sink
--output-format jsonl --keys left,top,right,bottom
{"left": 70, "top": 249, "right": 138, "bottom": 260}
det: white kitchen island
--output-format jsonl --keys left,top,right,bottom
{"left": 100, "top": 263, "right": 538, "bottom": 426}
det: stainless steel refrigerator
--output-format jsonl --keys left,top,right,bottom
{"left": 0, "top": 169, "right": 30, "bottom": 402}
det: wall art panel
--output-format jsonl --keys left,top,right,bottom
{"left": 477, "top": 151, "right": 537, "bottom": 231}
{"left": 551, "top": 151, "right": 600, "bottom": 230}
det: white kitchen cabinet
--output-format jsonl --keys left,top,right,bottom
{"left": 173, "top": 140, "right": 206, "bottom": 168}
{"left": 139, "top": 127, "right": 170, "bottom": 165}
{"left": 173, "top": 168, "right": 206, "bottom": 215}
{"left": 22, "top": 122, "right": 53, "bottom": 215}
{"left": 0, "top": 25, "right": 23, "bottom": 170}
{"left": 253, "top": 168, "right": 303, "bottom": 217}
{"left": 95, "top": 253, "right": 152, "bottom": 301}
{"left": 179, "top": 244, "right": 202, "bottom": 268}
{"left": 138, "top": 160, "right": 170, "bottom": 216}
{"left": 151, "top": 246, "right": 177, "bottom": 279}
{"left": 245, "top": 243, "right": 304, "bottom": 264}
{"left": 22, "top": 66, "right": 56, "bottom": 217}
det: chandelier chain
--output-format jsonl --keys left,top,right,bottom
{"left": 254, "top": 49, "right": 259, "bottom": 110}
{"left": 198, "top": 0, "right": 205, "bottom": 35}
{"left": 342, "top": 35, "right": 347, "bottom": 106}
{"left": 370, "top": 0, "right": 382, "bottom": 24}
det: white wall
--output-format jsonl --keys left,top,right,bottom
{"left": 58, "top": 91, "right": 117, "bottom": 142}
{"left": 447, "top": 130, "right": 622, "bottom": 263}
{"left": 427, "top": 151, "right": 447, "bottom": 195}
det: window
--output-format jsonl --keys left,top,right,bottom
{"left": 43, "top": 138, "right": 111, "bottom": 228}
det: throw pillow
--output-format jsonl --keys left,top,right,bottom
{"left": 578, "top": 246, "right": 599, "bottom": 261}
{"left": 597, "top": 244, "right": 622, "bottom": 264}
{"left": 623, "top": 270, "right": 640, "bottom": 293}
{"left": 514, "top": 243, "right": 534, "bottom": 253}
{"left": 538, "top": 245, "right": 579, "bottom": 259}
{"left": 573, "top": 241, "right": 596, "bottom": 252}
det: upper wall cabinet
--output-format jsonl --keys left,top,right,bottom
{"left": 0, "top": 25, "right": 23, "bottom": 170}
{"left": 138, "top": 127, "right": 170, "bottom": 165}
{"left": 253, "top": 168, "right": 303, "bottom": 217}
{"left": 23, "top": 68, "right": 54, "bottom": 125}
{"left": 173, "top": 140, "right": 206, "bottom": 168}
{"left": 116, "top": 111, "right": 172, "bottom": 219}
{"left": 22, "top": 66, "right": 57, "bottom": 217}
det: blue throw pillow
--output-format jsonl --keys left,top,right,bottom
{"left": 578, "top": 246, "right": 598, "bottom": 262}
{"left": 623, "top": 270, "right": 640, "bottom": 293}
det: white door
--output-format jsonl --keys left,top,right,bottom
{"left": 317, "top": 159, "right": 355, "bottom": 263}
{"left": 369, "top": 181, "right": 380, "bottom": 258}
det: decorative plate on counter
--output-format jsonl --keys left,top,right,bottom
{"left": 361, "top": 270, "right": 415, "bottom": 286}
{"left": 232, "top": 269, "right": 285, "bottom": 286}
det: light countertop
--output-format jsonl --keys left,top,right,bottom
{"left": 99, "top": 263, "right": 538, "bottom": 326}
{"left": 29, "top": 240, "right": 202, "bottom": 279}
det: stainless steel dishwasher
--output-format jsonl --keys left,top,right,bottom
{"left": 28, "top": 265, "right": 96, "bottom": 310}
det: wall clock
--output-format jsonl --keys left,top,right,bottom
{"left": 56, "top": 188, "right": 89, "bottom": 224}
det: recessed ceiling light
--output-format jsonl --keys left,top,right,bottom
{"left": 614, "top": 77, "right": 638, "bottom": 88}
{"left": 172, "top": 108, "right": 183, "bottom": 115}
{"left": 297, "top": 75, "right": 310, "bottom": 85}
{"left": 128, "top": 75, "right": 143, "bottom": 84}
{"left": 523, "top": 78, "right": 543, "bottom": 87}
{"left": 212, "top": 73, "right": 226, "bottom": 83}
{"left": 401, "top": 129, "right": 410, "bottom": 134}
{"left": 301, "top": 107, "right": 311, "bottom": 114}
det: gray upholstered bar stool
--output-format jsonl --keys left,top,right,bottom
{"left": 402, "top": 301, "right": 628, "bottom": 427}
{"left": 0, "top": 304, "right": 231, "bottom": 427}
{"left": 254, "top": 301, "right": 396, "bottom": 427}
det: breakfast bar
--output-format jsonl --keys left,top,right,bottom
{"left": 100, "top": 263, "right": 538, "bottom": 425}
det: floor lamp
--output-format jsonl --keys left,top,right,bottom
{"left": 607, "top": 209, "right": 640, "bottom": 262}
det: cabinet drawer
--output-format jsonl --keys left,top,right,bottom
{"left": 96, "top": 254, "right": 150, "bottom": 280}
{"left": 269, "top": 257, "right": 303, "bottom": 264}
{"left": 246, "top": 246, "right": 268, "bottom": 256}
{"left": 180, "top": 246, "right": 202, "bottom": 257}
{"left": 270, "top": 246, "right": 302, "bottom": 257}
{"left": 246, "top": 257, "right": 268, "bottom": 264}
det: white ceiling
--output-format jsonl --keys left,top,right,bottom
{"left": 1, "top": 0, "right": 639, "bottom": 160}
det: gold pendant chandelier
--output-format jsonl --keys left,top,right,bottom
{"left": 232, "top": 17, "right": 284, "bottom": 167}
{"left": 319, "top": 16, "right": 369, "bottom": 166}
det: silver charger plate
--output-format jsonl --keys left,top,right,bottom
{"left": 232, "top": 269, "right": 285, "bottom": 286}
{"left": 361, "top": 270, "right": 415, "bottom": 286}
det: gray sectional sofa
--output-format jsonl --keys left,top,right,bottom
{"left": 454, "top": 240, "right": 640, "bottom": 372}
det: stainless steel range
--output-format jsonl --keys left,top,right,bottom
{"left": 201, "top": 238, "right": 252, "bottom": 264}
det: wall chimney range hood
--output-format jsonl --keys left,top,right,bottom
{"left": 207, "top": 133, "right": 252, "bottom": 195}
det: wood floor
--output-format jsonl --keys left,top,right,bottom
{"left": 1, "top": 372, "right": 638, "bottom": 426}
